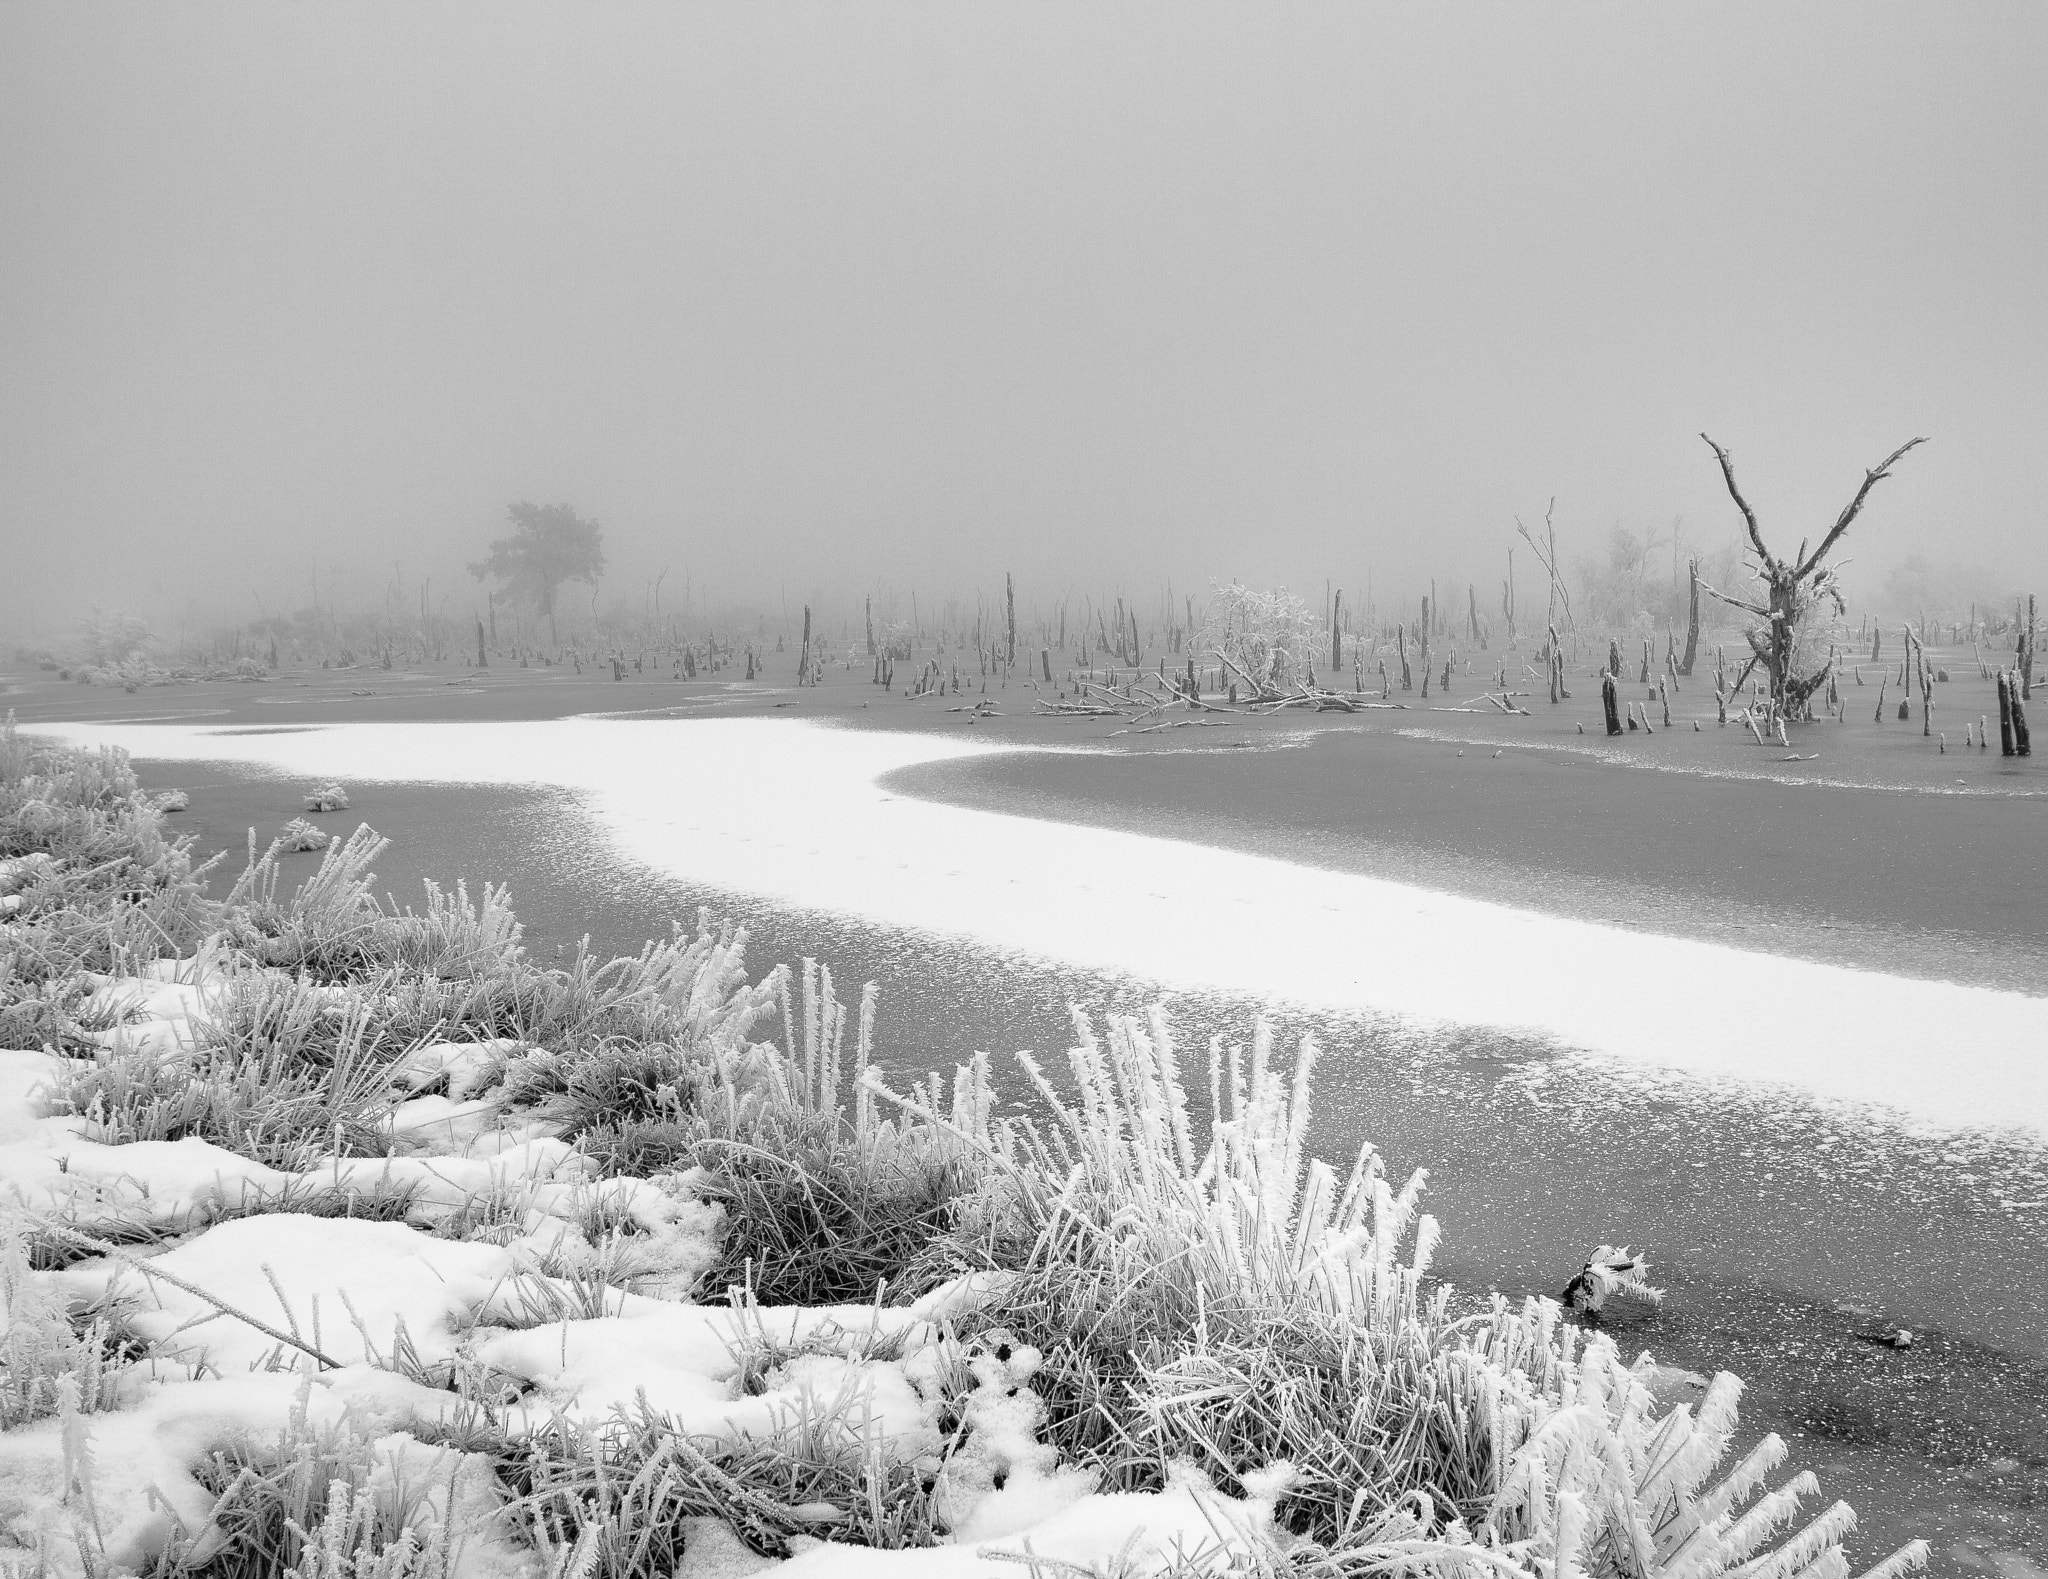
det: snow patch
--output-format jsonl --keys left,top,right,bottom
{"left": 50, "top": 1215, "right": 516, "bottom": 1373}
{"left": 778, "top": 1465, "right": 1288, "bottom": 1577}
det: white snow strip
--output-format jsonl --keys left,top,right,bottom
{"left": 36, "top": 717, "right": 2048, "bottom": 1136}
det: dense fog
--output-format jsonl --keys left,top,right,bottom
{"left": 5, "top": 5, "right": 2045, "bottom": 643}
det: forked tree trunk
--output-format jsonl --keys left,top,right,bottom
{"left": 1698, "top": 434, "right": 1926, "bottom": 721}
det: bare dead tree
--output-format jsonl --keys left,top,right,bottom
{"left": 2018, "top": 592, "right": 2037, "bottom": 700}
{"left": 1515, "top": 498, "right": 1572, "bottom": 633}
{"left": 1678, "top": 556, "right": 1700, "bottom": 676}
{"left": 1696, "top": 433, "right": 1928, "bottom": 720}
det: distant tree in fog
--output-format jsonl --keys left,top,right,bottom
{"left": 1573, "top": 521, "right": 1744, "bottom": 633}
{"left": 468, "top": 502, "right": 606, "bottom": 646}
{"left": 79, "top": 608, "right": 155, "bottom": 667}
{"left": 1877, "top": 553, "right": 2005, "bottom": 621}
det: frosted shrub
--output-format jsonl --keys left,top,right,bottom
{"left": 0, "top": 718, "right": 221, "bottom": 985}
{"left": 873, "top": 1011, "right": 1928, "bottom": 1578}
{"left": 510, "top": 962, "right": 981, "bottom": 1304}
{"left": 1197, "top": 583, "right": 1323, "bottom": 693}
{"left": 55, "top": 975, "right": 402, "bottom": 1167}
{"left": 0, "top": 1219, "right": 130, "bottom": 1430}
{"left": 278, "top": 819, "right": 332, "bottom": 853}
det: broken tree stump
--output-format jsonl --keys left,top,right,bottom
{"left": 1679, "top": 556, "right": 1700, "bottom": 675}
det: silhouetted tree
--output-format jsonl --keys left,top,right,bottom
{"left": 469, "top": 502, "right": 605, "bottom": 647}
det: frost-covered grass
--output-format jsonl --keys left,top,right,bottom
{"left": 0, "top": 718, "right": 1929, "bottom": 1579}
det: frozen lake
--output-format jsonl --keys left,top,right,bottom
{"left": 43, "top": 713, "right": 2048, "bottom": 1138}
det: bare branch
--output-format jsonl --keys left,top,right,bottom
{"left": 1212, "top": 647, "right": 1279, "bottom": 701}
{"left": 1795, "top": 437, "right": 1930, "bottom": 578}
{"left": 1695, "top": 578, "right": 1769, "bottom": 620}
{"left": 1699, "top": 434, "right": 1773, "bottom": 571}
{"left": 28, "top": 1216, "right": 342, "bottom": 1369}
{"left": 1514, "top": 509, "right": 1574, "bottom": 626}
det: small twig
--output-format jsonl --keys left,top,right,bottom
{"left": 28, "top": 1216, "right": 344, "bottom": 1369}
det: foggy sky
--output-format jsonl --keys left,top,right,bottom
{"left": 4, "top": 4, "right": 2045, "bottom": 634}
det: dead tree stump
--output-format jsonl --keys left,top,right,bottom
{"left": 2021, "top": 594, "right": 2037, "bottom": 701}
{"left": 1679, "top": 557, "right": 1700, "bottom": 675}
{"left": 1602, "top": 671, "right": 1623, "bottom": 736}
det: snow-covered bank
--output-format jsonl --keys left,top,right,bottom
{"left": 40, "top": 716, "right": 2048, "bottom": 1136}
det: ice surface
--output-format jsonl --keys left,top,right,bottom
{"left": 38, "top": 716, "right": 2048, "bottom": 1134}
